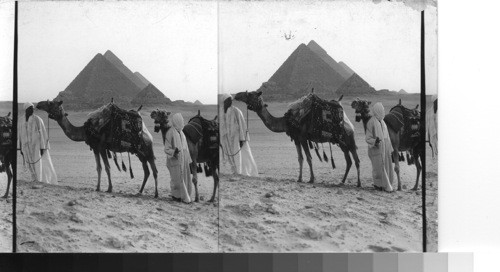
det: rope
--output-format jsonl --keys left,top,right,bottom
{"left": 221, "top": 106, "right": 249, "bottom": 157}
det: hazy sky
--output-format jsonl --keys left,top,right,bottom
{"left": 0, "top": 1, "right": 14, "bottom": 101}
{"left": 18, "top": 1, "right": 217, "bottom": 104}
{"left": 219, "top": 0, "right": 438, "bottom": 95}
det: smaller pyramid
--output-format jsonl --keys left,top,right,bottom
{"left": 307, "top": 40, "right": 351, "bottom": 80}
{"left": 338, "top": 61, "right": 355, "bottom": 78}
{"left": 194, "top": 100, "right": 203, "bottom": 105}
{"left": 131, "top": 84, "right": 171, "bottom": 106}
{"left": 336, "top": 73, "right": 376, "bottom": 95}
{"left": 104, "top": 50, "right": 147, "bottom": 89}
{"left": 134, "top": 72, "right": 151, "bottom": 86}
{"left": 398, "top": 89, "right": 408, "bottom": 94}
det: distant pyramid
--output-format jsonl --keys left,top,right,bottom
{"left": 336, "top": 73, "right": 376, "bottom": 95}
{"left": 398, "top": 89, "right": 408, "bottom": 94}
{"left": 194, "top": 100, "right": 203, "bottom": 105}
{"left": 131, "top": 83, "right": 171, "bottom": 106}
{"left": 338, "top": 61, "right": 355, "bottom": 78}
{"left": 306, "top": 40, "right": 351, "bottom": 80}
{"left": 55, "top": 53, "right": 141, "bottom": 107}
{"left": 134, "top": 72, "right": 151, "bottom": 87}
{"left": 262, "top": 43, "right": 346, "bottom": 100}
{"left": 104, "top": 50, "right": 147, "bottom": 89}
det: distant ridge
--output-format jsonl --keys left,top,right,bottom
{"left": 262, "top": 42, "right": 346, "bottom": 101}
{"left": 336, "top": 73, "right": 376, "bottom": 95}
{"left": 131, "top": 83, "right": 171, "bottom": 106}
{"left": 104, "top": 50, "right": 147, "bottom": 89}
{"left": 306, "top": 40, "right": 351, "bottom": 80}
{"left": 54, "top": 53, "right": 141, "bottom": 108}
{"left": 134, "top": 72, "right": 151, "bottom": 87}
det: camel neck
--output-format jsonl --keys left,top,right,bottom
{"left": 57, "top": 115, "right": 87, "bottom": 142}
{"left": 256, "top": 106, "right": 287, "bottom": 133}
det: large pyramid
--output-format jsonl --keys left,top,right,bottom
{"left": 306, "top": 40, "right": 351, "bottom": 80}
{"left": 131, "top": 83, "right": 171, "bottom": 106}
{"left": 104, "top": 50, "right": 147, "bottom": 89}
{"left": 54, "top": 53, "right": 141, "bottom": 108}
{"left": 336, "top": 73, "right": 376, "bottom": 95}
{"left": 262, "top": 43, "right": 346, "bottom": 100}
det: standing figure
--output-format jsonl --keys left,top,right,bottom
{"left": 219, "top": 93, "right": 258, "bottom": 177}
{"left": 18, "top": 102, "right": 57, "bottom": 184}
{"left": 365, "top": 102, "right": 394, "bottom": 192}
{"left": 164, "top": 113, "right": 192, "bottom": 204}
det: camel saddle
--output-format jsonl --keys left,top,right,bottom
{"left": 84, "top": 103, "right": 143, "bottom": 153}
{"left": 385, "top": 104, "right": 420, "bottom": 148}
{"left": 0, "top": 116, "right": 12, "bottom": 150}
{"left": 285, "top": 93, "right": 345, "bottom": 144}
{"left": 184, "top": 115, "right": 219, "bottom": 152}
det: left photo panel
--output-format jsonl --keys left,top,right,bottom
{"left": 16, "top": 1, "right": 219, "bottom": 252}
{"left": 0, "top": 1, "right": 15, "bottom": 253}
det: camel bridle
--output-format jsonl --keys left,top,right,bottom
{"left": 245, "top": 92, "right": 264, "bottom": 112}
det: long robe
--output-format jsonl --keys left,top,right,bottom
{"left": 164, "top": 126, "right": 192, "bottom": 203}
{"left": 18, "top": 114, "right": 57, "bottom": 184}
{"left": 365, "top": 116, "right": 394, "bottom": 192}
{"left": 220, "top": 106, "right": 258, "bottom": 176}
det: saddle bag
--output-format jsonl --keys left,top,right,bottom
{"left": 0, "top": 118, "right": 12, "bottom": 149}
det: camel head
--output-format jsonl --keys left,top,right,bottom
{"left": 351, "top": 98, "right": 371, "bottom": 122}
{"left": 36, "top": 100, "right": 67, "bottom": 120}
{"left": 150, "top": 109, "right": 171, "bottom": 133}
{"left": 234, "top": 90, "right": 267, "bottom": 112}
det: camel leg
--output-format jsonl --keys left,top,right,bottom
{"left": 99, "top": 149, "right": 112, "bottom": 193}
{"left": 138, "top": 157, "right": 151, "bottom": 195}
{"left": 209, "top": 161, "right": 219, "bottom": 203}
{"left": 393, "top": 150, "right": 402, "bottom": 191}
{"left": 2, "top": 165, "right": 11, "bottom": 198}
{"left": 148, "top": 157, "right": 159, "bottom": 198}
{"left": 294, "top": 139, "right": 304, "bottom": 182}
{"left": 188, "top": 140, "right": 200, "bottom": 202}
{"left": 350, "top": 147, "right": 361, "bottom": 187}
{"left": 412, "top": 152, "right": 422, "bottom": 191}
{"left": 340, "top": 146, "right": 352, "bottom": 185}
{"left": 300, "top": 140, "right": 314, "bottom": 184}
{"left": 94, "top": 149, "right": 102, "bottom": 192}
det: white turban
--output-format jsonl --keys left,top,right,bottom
{"left": 372, "top": 102, "right": 385, "bottom": 121}
{"left": 221, "top": 93, "right": 232, "bottom": 101}
{"left": 23, "top": 102, "right": 34, "bottom": 111}
{"left": 171, "top": 113, "right": 185, "bottom": 132}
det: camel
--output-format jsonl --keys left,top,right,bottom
{"left": 36, "top": 100, "right": 159, "bottom": 197}
{"left": 351, "top": 98, "right": 423, "bottom": 191}
{"left": 150, "top": 109, "right": 219, "bottom": 202}
{"left": 0, "top": 112, "right": 13, "bottom": 198}
{"left": 234, "top": 90, "right": 361, "bottom": 186}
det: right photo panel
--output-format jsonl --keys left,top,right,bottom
{"left": 218, "top": 0, "right": 429, "bottom": 252}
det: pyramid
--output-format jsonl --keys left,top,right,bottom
{"left": 131, "top": 83, "right": 171, "bottom": 106}
{"left": 54, "top": 53, "right": 141, "bottom": 108}
{"left": 194, "top": 100, "right": 203, "bottom": 105}
{"left": 338, "top": 61, "right": 355, "bottom": 78}
{"left": 306, "top": 40, "right": 351, "bottom": 80}
{"left": 134, "top": 72, "right": 151, "bottom": 87}
{"left": 104, "top": 50, "right": 147, "bottom": 89}
{"left": 336, "top": 73, "right": 376, "bottom": 95}
{"left": 262, "top": 43, "right": 346, "bottom": 101}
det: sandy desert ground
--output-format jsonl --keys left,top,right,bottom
{"left": 219, "top": 96, "right": 427, "bottom": 252}
{"left": 15, "top": 104, "right": 219, "bottom": 252}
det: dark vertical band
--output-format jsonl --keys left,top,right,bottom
{"left": 420, "top": 10, "right": 427, "bottom": 252}
{"left": 12, "top": 0, "right": 18, "bottom": 253}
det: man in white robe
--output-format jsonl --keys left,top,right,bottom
{"left": 365, "top": 102, "right": 394, "bottom": 192}
{"left": 164, "top": 113, "right": 192, "bottom": 204}
{"left": 18, "top": 102, "right": 57, "bottom": 184}
{"left": 219, "top": 94, "right": 258, "bottom": 176}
